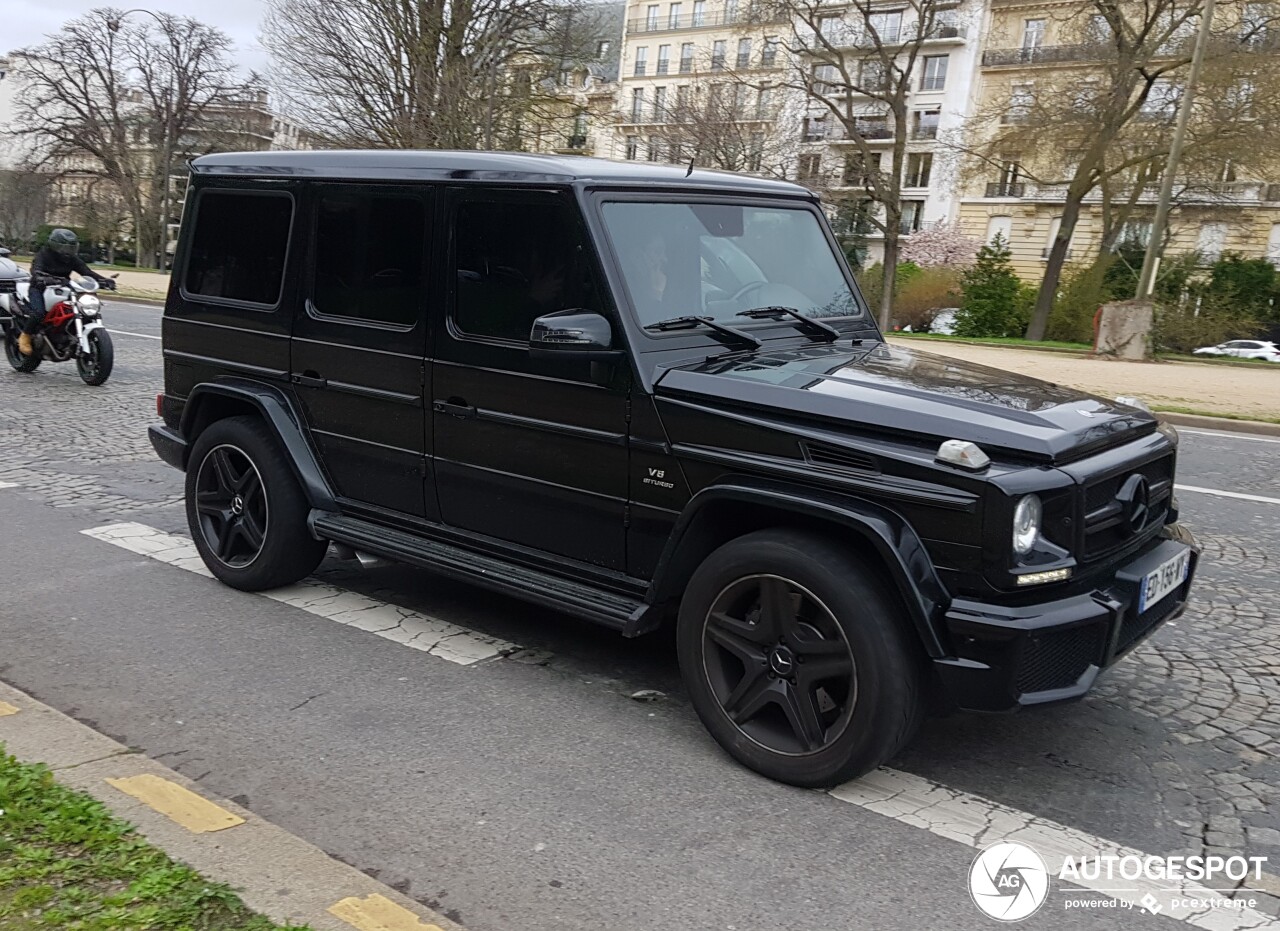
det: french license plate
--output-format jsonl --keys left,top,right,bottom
{"left": 1139, "top": 548, "right": 1190, "bottom": 614}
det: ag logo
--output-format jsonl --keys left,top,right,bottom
{"left": 969, "top": 842, "right": 1049, "bottom": 922}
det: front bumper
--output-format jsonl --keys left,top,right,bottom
{"left": 932, "top": 524, "right": 1199, "bottom": 712}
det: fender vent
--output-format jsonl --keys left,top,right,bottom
{"left": 802, "top": 441, "right": 879, "bottom": 475}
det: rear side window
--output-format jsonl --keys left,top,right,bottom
{"left": 311, "top": 189, "right": 427, "bottom": 327}
{"left": 185, "top": 191, "right": 292, "bottom": 306}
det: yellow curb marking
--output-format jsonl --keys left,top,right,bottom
{"left": 328, "top": 893, "right": 447, "bottom": 931}
{"left": 105, "top": 774, "right": 245, "bottom": 834}
{"left": 0, "top": 701, "right": 19, "bottom": 716}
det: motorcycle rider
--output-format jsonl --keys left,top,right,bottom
{"left": 18, "top": 228, "right": 115, "bottom": 356}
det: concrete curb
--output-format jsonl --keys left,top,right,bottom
{"left": 0, "top": 680, "right": 466, "bottom": 931}
{"left": 1157, "top": 411, "right": 1280, "bottom": 437}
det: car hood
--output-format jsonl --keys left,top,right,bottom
{"left": 653, "top": 341, "right": 1156, "bottom": 463}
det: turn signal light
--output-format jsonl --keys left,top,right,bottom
{"left": 1015, "top": 568, "right": 1073, "bottom": 586}
{"left": 156, "top": 393, "right": 164, "bottom": 418}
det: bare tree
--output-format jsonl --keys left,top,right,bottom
{"left": 262, "top": 0, "right": 585, "bottom": 150}
{"left": 0, "top": 169, "right": 53, "bottom": 251}
{"left": 779, "top": 0, "right": 968, "bottom": 329}
{"left": 16, "top": 9, "right": 236, "bottom": 267}
{"left": 965, "top": 0, "right": 1280, "bottom": 338}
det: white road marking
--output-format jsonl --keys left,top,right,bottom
{"left": 1176, "top": 484, "right": 1280, "bottom": 506}
{"left": 0, "top": 482, "right": 17, "bottom": 489}
{"left": 832, "top": 768, "right": 1275, "bottom": 928}
{"left": 1178, "top": 428, "right": 1280, "bottom": 445}
{"left": 81, "top": 522, "right": 520, "bottom": 666}
{"left": 111, "top": 329, "right": 162, "bottom": 340}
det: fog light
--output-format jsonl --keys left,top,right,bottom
{"left": 1016, "top": 567, "right": 1073, "bottom": 586}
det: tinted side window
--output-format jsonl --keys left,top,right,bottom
{"left": 312, "top": 190, "right": 427, "bottom": 327}
{"left": 185, "top": 191, "right": 292, "bottom": 305}
{"left": 453, "top": 200, "right": 602, "bottom": 342}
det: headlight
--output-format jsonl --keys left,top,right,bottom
{"left": 79, "top": 296, "right": 100, "bottom": 315}
{"left": 1157, "top": 421, "right": 1180, "bottom": 448}
{"left": 1012, "top": 494, "right": 1042, "bottom": 558}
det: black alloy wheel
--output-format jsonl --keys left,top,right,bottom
{"left": 76, "top": 328, "right": 114, "bottom": 385}
{"left": 4, "top": 329, "right": 41, "bottom": 372}
{"left": 702, "top": 574, "right": 856, "bottom": 756}
{"left": 194, "top": 444, "right": 269, "bottom": 569}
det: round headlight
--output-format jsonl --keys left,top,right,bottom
{"left": 1013, "top": 494, "right": 1042, "bottom": 558}
{"left": 79, "top": 296, "right": 100, "bottom": 315}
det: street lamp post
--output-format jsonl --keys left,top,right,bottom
{"left": 106, "top": 8, "right": 176, "bottom": 270}
{"left": 1134, "top": 0, "right": 1218, "bottom": 299}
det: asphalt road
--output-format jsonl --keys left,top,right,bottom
{"left": 1, "top": 300, "right": 1278, "bottom": 930}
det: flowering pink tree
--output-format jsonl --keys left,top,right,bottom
{"left": 901, "top": 224, "right": 981, "bottom": 268}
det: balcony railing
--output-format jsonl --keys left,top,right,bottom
{"left": 1267, "top": 184, "right": 1280, "bottom": 202}
{"left": 983, "top": 43, "right": 1107, "bottom": 66}
{"left": 656, "top": 60, "right": 670, "bottom": 74}
{"left": 626, "top": 10, "right": 787, "bottom": 34}
{"left": 797, "top": 22, "right": 968, "bottom": 52}
{"left": 679, "top": 57, "right": 693, "bottom": 73}
{"left": 853, "top": 123, "right": 894, "bottom": 139}
{"left": 985, "top": 182, "right": 1025, "bottom": 197}
{"left": 912, "top": 124, "right": 939, "bottom": 140}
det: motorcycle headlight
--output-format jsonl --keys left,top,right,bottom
{"left": 79, "top": 296, "right": 100, "bottom": 315}
{"left": 1012, "top": 494, "right": 1042, "bottom": 559}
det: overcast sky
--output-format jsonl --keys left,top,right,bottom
{"left": 6, "top": 0, "right": 270, "bottom": 74}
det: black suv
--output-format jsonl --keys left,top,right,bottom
{"left": 150, "top": 151, "right": 1198, "bottom": 787}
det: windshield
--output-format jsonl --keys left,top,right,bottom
{"left": 600, "top": 201, "right": 863, "bottom": 329}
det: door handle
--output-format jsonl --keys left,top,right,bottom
{"left": 292, "top": 371, "right": 327, "bottom": 388}
{"left": 433, "top": 399, "right": 477, "bottom": 419}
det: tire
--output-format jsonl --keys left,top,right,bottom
{"left": 76, "top": 329, "right": 114, "bottom": 386}
{"left": 4, "top": 328, "right": 41, "bottom": 373}
{"left": 677, "top": 529, "right": 923, "bottom": 788}
{"left": 185, "top": 415, "right": 327, "bottom": 591}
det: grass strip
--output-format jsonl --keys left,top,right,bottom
{"left": 0, "top": 746, "right": 308, "bottom": 930}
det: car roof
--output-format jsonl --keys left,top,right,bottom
{"left": 189, "top": 149, "right": 813, "bottom": 198}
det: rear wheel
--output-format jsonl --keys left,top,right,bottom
{"left": 76, "top": 329, "right": 113, "bottom": 385}
{"left": 4, "top": 328, "right": 41, "bottom": 372}
{"left": 186, "top": 416, "right": 327, "bottom": 590}
{"left": 677, "top": 529, "right": 923, "bottom": 788}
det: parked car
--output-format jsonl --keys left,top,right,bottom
{"left": 1192, "top": 339, "right": 1280, "bottom": 361}
{"left": 149, "top": 151, "right": 1198, "bottom": 788}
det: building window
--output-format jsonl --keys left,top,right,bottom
{"left": 657, "top": 44, "right": 671, "bottom": 74}
{"left": 1086, "top": 13, "right": 1111, "bottom": 44}
{"left": 853, "top": 114, "right": 890, "bottom": 138}
{"left": 692, "top": 0, "right": 705, "bottom": 26}
{"left": 859, "top": 59, "right": 886, "bottom": 92}
{"left": 312, "top": 190, "right": 426, "bottom": 326}
{"left": 985, "top": 215, "right": 1012, "bottom": 244}
{"left": 905, "top": 153, "right": 932, "bottom": 188}
{"left": 802, "top": 114, "right": 827, "bottom": 141}
{"left": 756, "top": 85, "right": 773, "bottom": 119}
{"left": 1005, "top": 83, "right": 1034, "bottom": 123}
{"left": 869, "top": 10, "right": 902, "bottom": 42}
{"left": 748, "top": 132, "right": 764, "bottom": 171}
{"left": 812, "top": 63, "right": 839, "bottom": 94}
{"left": 1116, "top": 219, "right": 1153, "bottom": 249}
{"left": 1198, "top": 222, "right": 1228, "bottom": 263}
{"left": 711, "top": 39, "right": 726, "bottom": 70}
{"left": 737, "top": 37, "right": 752, "bottom": 69}
{"left": 668, "top": 2, "right": 682, "bottom": 28}
{"left": 680, "top": 42, "right": 695, "bottom": 72}
{"left": 676, "top": 83, "right": 690, "bottom": 111}
{"left": 921, "top": 55, "right": 948, "bottom": 91}
{"left": 647, "top": 135, "right": 661, "bottom": 161}
{"left": 725, "top": 0, "right": 739, "bottom": 21}
{"left": 654, "top": 86, "right": 668, "bottom": 121}
{"left": 631, "top": 88, "right": 646, "bottom": 121}
{"left": 670, "top": 141, "right": 684, "bottom": 164}
{"left": 1242, "top": 2, "right": 1271, "bottom": 44}
{"left": 899, "top": 201, "right": 924, "bottom": 235}
{"left": 626, "top": 135, "right": 639, "bottom": 159}
{"left": 1141, "top": 79, "right": 1180, "bottom": 120}
{"left": 762, "top": 36, "right": 780, "bottom": 66}
{"left": 635, "top": 46, "right": 649, "bottom": 76}
{"left": 913, "top": 109, "right": 941, "bottom": 139}
{"left": 646, "top": 4, "right": 659, "bottom": 30}
{"left": 1022, "top": 18, "right": 1046, "bottom": 51}
{"left": 732, "top": 83, "right": 750, "bottom": 116}
{"left": 597, "top": 40, "right": 611, "bottom": 58}
{"left": 843, "top": 152, "right": 881, "bottom": 185}
{"left": 1266, "top": 222, "right": 1280, "bottom": 266}
{"left": 798, "top": 153, "right": 822, "bottom": 182}
{"left": 932, "top": 8, "right": 960, "bottom": 37}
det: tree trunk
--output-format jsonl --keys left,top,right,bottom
{"left": 107, "top": 242, "right": 116, "bottom": 264}
{"left": 879, "top": 229, "right": 899, "bottom": 332}
{"left": 1025, "top": 194, "right": 1084, "bottom": 340}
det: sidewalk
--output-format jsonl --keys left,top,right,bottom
{"left": 890, "top": 337, "right": 1280, "bottom": 422}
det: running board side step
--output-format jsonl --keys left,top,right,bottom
{"left": 309, "top": 511, "right": 653, "bottom": 634}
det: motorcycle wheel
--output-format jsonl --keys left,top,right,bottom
{"left": 4, "top": 328, "right": 41, "bottom": 373}
{"left": 76, "top": 329, "right": 113, "bottom": 386}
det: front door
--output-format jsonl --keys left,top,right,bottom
{"left": 290, "top": 183, "right": 434, "bottom": 518}
{"left": 430, "top": 188, "right": 629, "bottom": 570}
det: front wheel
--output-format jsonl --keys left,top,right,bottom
{"left": 677, "top": 529, "right": 924, "bottom": 788}
{"left": 4, "top": 328, "right": 42, "bottom": 373}
{"left": 76, "top": 329, "right": 113, "bottom": 385}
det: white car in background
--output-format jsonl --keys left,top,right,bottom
{"left": 1192, "top": 339, "right": 1280, "bottom": 362}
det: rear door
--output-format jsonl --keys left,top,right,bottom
{"left": 429, "top": 187, "right": 630, "bottom": 570}
{"left": 289, "top": 183, "right": 435, "bottom": 518}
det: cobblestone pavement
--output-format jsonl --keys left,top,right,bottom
{"left": 4, "top": 302, "right": 1280, "bottom": 917}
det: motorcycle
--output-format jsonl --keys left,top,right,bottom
{"left": 1, "top": 272, "right": 117, "bottom": 386}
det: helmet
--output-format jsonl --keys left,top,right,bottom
{"left": 48, "top": 228, "right": 79, "bottom": 256}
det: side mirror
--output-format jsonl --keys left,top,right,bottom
{"left": 530, "top": 310, "right": 625, "bottom": 361}
{"left": 0, "top": 248, "right": 10, "bottom": 257}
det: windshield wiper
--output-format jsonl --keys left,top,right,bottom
{"left": 645, "top": 315, "right": 762, "bottom": 350}
{"left": 737, "top": 306, "right": 840, "bottom": 342}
